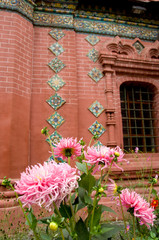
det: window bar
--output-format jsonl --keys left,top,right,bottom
{"left": 148, "top": 90, "right": 155, "bottom": 151}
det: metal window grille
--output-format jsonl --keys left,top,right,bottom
{"left": 120, "top": 84, "right": 158, "bottom": 152}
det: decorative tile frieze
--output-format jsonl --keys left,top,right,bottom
{"left": 133, "top": 40, "right": 145, "bottom": 54}
{"left": 85, "top": 35, "right": 100, "bottom": 46}
{"left": 47, "top": 112, "right": 65, "bottom": 129}
{"left": 47, "top": 74, "right": 65, "bottom": 91}
{"left": 46, "top": 93, "right": 66, "bottom": 110}
{"left": 48, "top": 57, "right": 65, "bottom": 73}
{"left": 0, "top": 0, "right": 34, "bottom": 20}
{"left": 88, "top": 120, "right": 106, "bottom": 138}
{"left": 88, "top": 67, "right": 104, "bottom": 83}
{"left": 46, "top": 131, "right": 62, "bottom": 146}
{"left": 88, "top": 100, "right": 104, "bottom": 117}
{"left": 86, "top": 48, "right": 98, "bottom": 62}
{"left": 49, "top": 42, "right": 64, "bottom": 56}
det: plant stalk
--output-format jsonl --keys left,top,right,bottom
{"left": 9, "top": 184, "right": 40, "bottom": 240}
{"left": 118, "top": 194, "right": 130, "bottom": 240}
{"left": 53, "top": 202, "right": 72, "bottom": 236}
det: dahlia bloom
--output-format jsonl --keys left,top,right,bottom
{"left": 84, "top": 145, "right": 126, "bottom": 171}
{"left": 120, "top": 188, "right": 156, "bottom": 228}
{"left": 107, "top": 178, "right": 118, "bottom": 196}
{"left": 151, "top": 199, "right": 158, "bottom": 209}
{"left": 53, "top": 137, "right": 82, "bottom": 161}
{"left": 15, "top": 161, "right": 80, "bottom": 209}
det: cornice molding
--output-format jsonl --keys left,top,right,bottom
{"left": 0, "top": 0, "right": 159, "bottom": 41}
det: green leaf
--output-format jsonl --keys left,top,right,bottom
{"left": 100, "top": 205, "right": 117, "bottom": 214}
{"left": 150, "top": 231, "right": 156, "bottom": 238}
{"left": 59, "top": 203, "right": 72, "bottom": 219}
{"left": 79, "top": 173, "right": 96, "bottom": 194}
{"left": 76, "top": 162, "right": 88, "bottom": 174}
{"left": 25, "top": 211, "right": 37, "bottom": 231}
{"left": 75, "top": 218, "right": 89, "bottom": 240}
{"left": 40, "top": 233, "right": 52, "bottom": 240}
{"left": 38, "top": 217, "right": 51, "bottom": 224}
{"left": 92, "top": 223, "right": 124, "bottom": 240}
{"left": 92, "top": 206, "right": 102, "bottom": 226}
{"left": 152, "top": 188, "right": 157, "bottom": 196}
{"left": 84, "top": 194, "right": 93, "bottom": 205}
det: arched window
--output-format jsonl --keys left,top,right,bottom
{"left": 120, "top": 82, "right": 158, "bottom": 153}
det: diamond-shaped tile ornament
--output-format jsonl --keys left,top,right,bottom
{"left": 88, "top": 120, "right": 106, "bottom": 138}
{"left": 86, "top": 48, "right": 98, "bottom": 62}
{"left": 47, "top": 112, "right": 65, "bottom": 129}
{"left": 46, "top": 93, "right": 66, "bottom": 110}
{"left": 88, "top": 67, "right": 104, "bottom": 83}
{"left": 133, "top": 40, "right": 144, "bottom": 54}
{"left": 93, "top": 140, "right": 104, "bottom": 148}
{"left": 48, "top": 57, "right": 65, "bottom": 73}
{"left": 49, "top": 42, "right": 64, "bottom": 56}
{"left": 47, "top": 74, "right": 65, "bottom": 91}
{"left": 46, "top": 131, "right": 62, "bottom": 146}
{"left": 88, "top": 100, "right": 104, "bottom": 117}
{"left": 49, "top": 29, "right": 65, "bottom": 41}
{"left": 85, "top": 35, "right": 100, "bottom": 46}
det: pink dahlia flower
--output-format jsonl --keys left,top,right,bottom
{"left": 84, "top": 145, "right": 126, "bottom": 171}
{"left": 53, "top": 137, "right": 82, "bottom": 161}
{"left": 120, "top": 188, "right": 156, "bottom": 228}
{"left": 107, "top": 178, "right": 118, "bottom": 196}
{"left": 15, "top": 161, "right": 79, "bottom": 209}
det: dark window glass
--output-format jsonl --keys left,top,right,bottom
{"left": 120, "top": 84, "right": 158, "bottom": 152}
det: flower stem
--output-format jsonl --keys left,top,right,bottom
{"left": 53, "top": 202, "right": 72, "bottom": 236}
{"left": 148, "top": 183, "right": 153, "bottom": 203}
{"left": 133, "top": 215, "right": 136, "bottom": 240}
{"left": 68, "top": 156, "right": 71, "bottom": 165}
{"left": 9, "top": 184, "right": 40, "bottom": 240}
{"left": 90, "top": 193, "right": 97, "bottom": 236}
{"left": 59, "top": 228, "right": 65, "bottom": 240}
{"left": 88, "top": 136, "right": 94, "bottom": 147}
{"left": 118, "top": 194, "right": 130, "bottom": 240}
{"left": 104, "top": 162, "right": 113, "bottom": 184}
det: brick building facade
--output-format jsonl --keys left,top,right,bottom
{"left": 0, "top": 0, "right": 159, "bottom": 209}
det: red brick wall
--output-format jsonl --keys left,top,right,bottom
{"left": 0, "top": 11, "right": 34, "bottom": 178}
{"left": 1, "top": 11, "right": 159, "bottom": 178}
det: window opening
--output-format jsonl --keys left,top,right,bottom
{"left": 120, "top": 84, "right": 158, "bottom": 152}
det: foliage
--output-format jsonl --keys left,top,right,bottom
{"left": 1, "top": 128, "right": 159, "bottom": 240}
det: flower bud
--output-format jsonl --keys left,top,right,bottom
{"left": 49, "top": 221, "right": 58, "bottom": 231}
{"left": 41, "top": 127, "right": 48, "bottom": 136}
{"left": 98, "top": 187, "right": 104, "bottom": 193}
{"left": 114, "top": 152, "right": 120, "bottom": 157}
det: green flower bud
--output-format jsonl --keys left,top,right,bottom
{"left": 98, "top": 187, "right": 104, "bottom": 193}
{"left": 49, "top": 222, "right": 58, "bottom": 231}
{"left": 41, "top": 127, "right": 48, "bottom": 136}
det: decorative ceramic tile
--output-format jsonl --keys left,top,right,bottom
{"left": 93, "top": 140, "right": 104, "bottom": 148}
{"left": 88, "top": 120, "right": 106, "bottom": 138}
{"left": 46, "top": 131, "right": 62, "bottom": 146}
{"left": 48, "top": 57, "right": 65, "bottom": 73}
{"left": 85, "top": 35, "right": 100, "bottom": 46}
{"left": 47, "top": 74, "right": 65, "bottom": 91}
{"left": 86, "top": 48, "right": 98, "bottom": 62}
{"left": 49, "top": 29, "right": 65, "bottom": 41}
{"left": 88, "top": 67, "right": 104, "bottom": 83}
{"left": 47, "top": 112, "right": 65, "bottom": 129}
{"left": 133, "top": 40, "right": 144, "bottom": 54}
{"left": 46, "top": 93, "right": 66, "bottom": 110}
{"left": 88, "top": 100, "right": 104, "bottom": 117}
{"left": 49, "top": 42, "right": 64, "bottom": 56}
